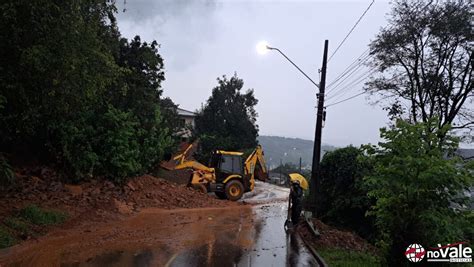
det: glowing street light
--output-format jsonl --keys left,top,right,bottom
{"left": 256, "top": 41, "right": 319, "bottom": 89}
{"left": 256, "top": 41, "right": 270, "bottom": 55}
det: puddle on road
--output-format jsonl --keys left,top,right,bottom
{"left": 170, "top": 241, "right": 244, "bottom": 267}
{"left": 61, "top": 249, "right": 155, "bottom": 267}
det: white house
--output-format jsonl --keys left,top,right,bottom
{"left": 176, "top": 108, "right": 196, "bottom": 138}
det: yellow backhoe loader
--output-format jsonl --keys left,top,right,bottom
{"left": 169, "top": 144, "right": 268, "bottom": 201}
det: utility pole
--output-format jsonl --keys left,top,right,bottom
{"left": 280, "top": 158, "right": 282, "bottom": 181}
{"left": 310, "top": 40, "right": 328, "bottom": 215}
{"left": 299, "top": 157, "right": 302, "bottom": 172}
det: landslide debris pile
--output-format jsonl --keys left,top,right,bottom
{"left": 298, "top": 219, "right": 377, "bottom": 254}
{"left": 0, "top": 167, "right": 239, "bottom": 223}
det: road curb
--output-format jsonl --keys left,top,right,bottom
{"left": 304, "top": 213, "right": 320, "bottom": 238}
{"left": 297, "top": 214, "right": 328, "bottom": 267}
{"left": 298, "top": 225, "right": 328, "bottom": 267}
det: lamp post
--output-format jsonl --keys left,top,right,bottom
{"left": 257, "top": 40, "right": 329, "bottom": 215}
{"left": 256, "top": 41, "right": 319, "bottom": 89}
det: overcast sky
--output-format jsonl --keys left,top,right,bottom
{"left": 116, "top": 0, "right": 394, "bottom": 146}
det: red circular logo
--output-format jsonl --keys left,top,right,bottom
{"left": 405, "top": 244, "right": 426, "bottom": 262}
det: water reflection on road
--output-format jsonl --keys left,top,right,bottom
{"left": 170, "top": 203, "right": 317, "bottom": 267}
{"left": 1, "top": 184, "right": 317, "bottom": 267}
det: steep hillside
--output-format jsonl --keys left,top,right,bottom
{"left": 258, "top": 136, "right": 336, "bottom": 169}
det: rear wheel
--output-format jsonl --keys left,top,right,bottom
{"left": 225, "top": 180, "right": 244, "bottom": 201}
{"left": 215, "top": 191, "right": 227, "bottom": 199}
{"left": 192, "top": 183, "right": 207, "bottom": 194}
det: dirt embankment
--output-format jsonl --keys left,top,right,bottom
{"left": 0, "top": 166, "right": 241, "bottom": 242}
{"left": 298, "top": 219, "right": 377, "bottom": 254}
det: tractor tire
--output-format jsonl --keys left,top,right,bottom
{"left": 215, "top": 191, "right": 227, "bottom": 200}
{"left": 225, "top": 180, "right": 244, "bottom": 201}
{"left": 192, "top": 183, "right": 207, "bottom": 194}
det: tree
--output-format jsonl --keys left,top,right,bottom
{"left": 159, "top": 97, "right": 185, "bottom": 145}
{"left": 111, "top": 36, "right": 173, "bottom": 172}
{"left": 0, "top": 1, "right": 174, "bottom": 182}
{"left": 363, "top": 119, "right": 473, "bottom": 265}
{"left": 367, "top": 0, "right": 473, "bottom": 139}
{"left": 316, "top": 146, "right": 375, "bottom": 240}
{"left": 195, "top": 74, "right": 259, "bottom": 159}
{"left": 0, "top": 1, "right": 119, "bottom": 155}
{"left": 272, "top": 162, "right": 309, "bottom": 176}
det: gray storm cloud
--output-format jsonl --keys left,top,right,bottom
{"left": 116, "top": 0, "right": 220, "bottom": 71}
{"left": 117, "top": 0, "right": 217, "bottom": 23}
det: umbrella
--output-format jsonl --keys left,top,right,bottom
{"left": 289, "top": 173, "right": 309, "bottom": 190}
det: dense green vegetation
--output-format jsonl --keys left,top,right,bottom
{"left": 0, "top": 1, "right": 180, "bottom": 183}
{"left": 195, "top": 74, "right": 259, "bottom": 160}
{"left": 313, "top": 1, "right": 474, "bottom": 265}
{"left": 316, "top": 146, "right": 375, "bottom": 241}
{"left": 363, "top": 120, "right": 473, "bottom": 264}
{"left": 317, "top": 120, "right": 473, "bottom": 265}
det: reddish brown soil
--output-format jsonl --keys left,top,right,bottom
{"left": 0, "top": 206, "right": 255, "bottom": 266}
{"left": 298, "top": 219, "right": 377, "bottom": 254}
{"left": 0, "top": 166, "right": 242, "bottom": 244}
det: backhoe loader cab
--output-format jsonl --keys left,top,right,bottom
{"left": 210, "top": 153, "right": 243, "bottom": 176}
{"left": 209, "top": 151, "right": 252, "bottom": 201}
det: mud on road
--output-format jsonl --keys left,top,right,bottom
{"left": 0, "top": 206, "right": 254, "bottom": 266}
{"left": 0, "top": 205, "right": 318, "bottom": 267}
{"left": 0, "top": 182, "right": 319, "bottom": 267}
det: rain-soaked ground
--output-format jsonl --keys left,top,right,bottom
{"left": 0, "top": 182, "right": 318, "bottom": 267}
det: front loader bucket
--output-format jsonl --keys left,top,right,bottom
{"left": 255, "top": 167, "right": 269, "bottom": 182}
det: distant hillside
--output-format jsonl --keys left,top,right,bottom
{"left": 258, "top": 135, "right": 336, "bottom": 169}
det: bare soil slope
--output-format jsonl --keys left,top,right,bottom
{"left": 0, "top": 166, "right": 241, "bottom": 245}
{"left": 298, "top": 219, "right": 377, "bottom": 254}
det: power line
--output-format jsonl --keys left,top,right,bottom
{"left": 326, "top": 66, "right": 378, "bottom": 101}
{"left": 326, "top": 65, "right": 405, "bottom": 106}
{"left": 326, "top": 74, "right": 374, "bottom": 104}
{"left": 325, "top": 91, "right": 366, "bottom": 107}
{"left": 327, "top": 0, "right": 375, "bottom": 63}
{"left": 326, "top": 55, "right": 372, "bottom": 94}
{"left": 325, "top": 67, "right": 379, "bottom": 106}
{"left": 327, "top": 49, "right": 371, "bottom": 90}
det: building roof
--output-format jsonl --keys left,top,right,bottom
{"left": 177, "top": 108, "right": 196, "bottom": 117}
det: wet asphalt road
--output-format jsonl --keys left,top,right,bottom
{"left": 169, "top": 203, "right": 318, "bottom": 267}
{"left": 0, "top": 182, "right": 318, "bottom": 267}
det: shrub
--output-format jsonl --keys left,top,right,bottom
{"left": 54, "top": 105, "right": 173, "bottom": 183}
{"left": 364, "top": 119, "right": 473, "bottom": 264}
{"left": 0, "top": 227, "right": 16, "bottom": 249}
{"left": 3, "top": 217, "right": 30, "bottom": 234}
{"left": 316, "top": 146, "right": 375, "bottom": 240}
{"left": 0, "top": 154, "right": 14, "bottom": 186}
{"left": 19, "top": 205, "right": 67, "bottom": 226}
